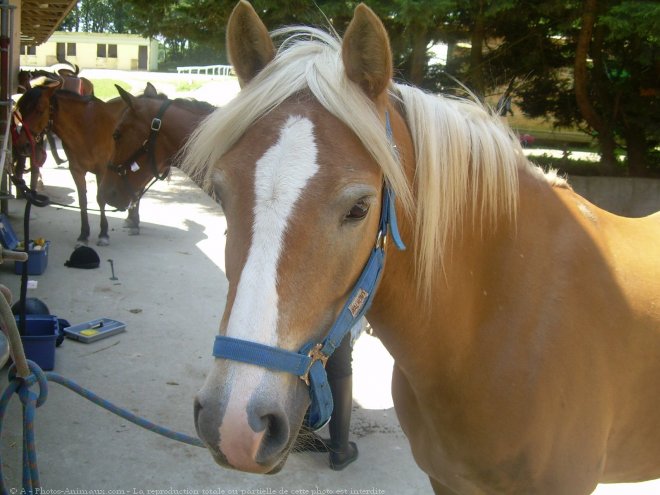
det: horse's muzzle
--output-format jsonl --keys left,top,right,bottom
{"left": 193, "top": 392, "right": 292, "bottom": 474}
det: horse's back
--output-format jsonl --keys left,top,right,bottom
{"left": 556, "top": 185, "right": 660, "bottom": 481}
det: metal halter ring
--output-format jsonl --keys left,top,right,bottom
{"left": 300, "top": 343, "right": 329, "bottom": 386}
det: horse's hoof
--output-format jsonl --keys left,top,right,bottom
{"left": 128, "top": 228, "right": 140, "bottom": 236}
{"left": 97, "top": 237, "right": 110, "bottom": 247}
{"left": 75, "top": 240, "right": 89, "bottom": 248}
{"left": 123, "top": 219, "right": 139, "bottom": 229}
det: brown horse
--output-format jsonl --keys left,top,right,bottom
{"left": 14, "top": 85, "right": 125, "bottom": 245}
{"left": 184, "top": 2, "right": 660, "bottom": 494}
{"left": 99, "top": 83, "right": 214, "bottom": 232}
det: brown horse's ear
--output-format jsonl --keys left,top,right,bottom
{"left": 144, "top": 82, "right": 158, "bottom": 97}
{"left": 115, "top": 84, "right": 135, "bottom": 110}
{"left": 342, "top": 3, "right": 392, "bottom": 102}
{"left": 226, "top": 0, "right": 275, "bottom": 87}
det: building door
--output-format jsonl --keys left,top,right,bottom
{"left": 138, "top": 46, "right": 148, "bottom": 70}
{"left": 56, "top": 42, "right": 65, "bottom": 62}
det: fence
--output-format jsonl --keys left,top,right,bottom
{"left": 176, "top": 64, "right": 233, "bottom": 76}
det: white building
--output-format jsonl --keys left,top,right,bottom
{"left": 20, "top": 31, "right": 159, "bottom": 71}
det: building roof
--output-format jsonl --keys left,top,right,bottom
{"left": 21, "top": 0, "right": 78, "bottom": 45}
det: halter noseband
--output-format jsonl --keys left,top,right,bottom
{"left": 108, "top": 98, "right": 173, "bottom": 187}
{"left": 211, "top": 112, "right": 406, "bottom": 430}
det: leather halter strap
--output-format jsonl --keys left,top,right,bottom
{"left": 109, "top": 98, "right": 173, "bottom": 182}
{"left": 211, "top": 112, "right": 405, "bottom": 430}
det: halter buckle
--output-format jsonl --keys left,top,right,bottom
{"left": 375, "top": 230, "right": 388, "bottom": 250}
{"left": 300, "top": 343, "right": 329, "bottom": 386}
{"left": 151, "top": 117, "right": 162, "bottom": 131}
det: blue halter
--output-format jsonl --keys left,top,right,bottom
{"left": 212, "top": 113, "right": 405, "bottom": 430}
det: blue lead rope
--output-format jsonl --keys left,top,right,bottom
{"left": 212, "top": 113, "right": 406, "bottom": 430}
{"left": 0, "top": 360, "right": 204, "bottom": 495}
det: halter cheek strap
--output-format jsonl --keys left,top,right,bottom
{"left": 212, "top": 112, "right": 405, "bottom": 430}
{"left": 109, "top": 99, "right": 173, "bottom": 181}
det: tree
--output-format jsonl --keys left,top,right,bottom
{"left": 62, "top": 0, "right": 659, "bottom": 174}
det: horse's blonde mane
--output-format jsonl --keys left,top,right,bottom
{"left": 180, "top": 26, "right": 533, "bottom": 294}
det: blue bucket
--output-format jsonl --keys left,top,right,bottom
{"left": 16, "top": 315, "right": 60, "bottom": 371}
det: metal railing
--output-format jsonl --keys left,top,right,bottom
{"left": 176, "top": 64, "right": 233, "bottom": 76}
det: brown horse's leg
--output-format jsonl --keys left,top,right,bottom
{"left": 12, "top": 155, "right": 27, "bottom": 198}
{"left": 30, "top": 161, "right": 40, "bottom": 191}
{"left": 125, "top": 199, "right": 140, "bottom": 235}
{"left": 429, "top": 477, "right": 460, "bottom": 495}
{"left": 46, "top": 131, "right": 67, "bottom": 165}
{"left": 70, "top": 166, "right": 90, "bottom": 245}
{"left": 95, "top": 174, "right": 109, "bottom": 246}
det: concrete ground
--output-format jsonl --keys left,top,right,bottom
{"left": 1, "top": 77, "right": 659, "bottom": 494}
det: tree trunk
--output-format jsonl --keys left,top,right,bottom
{"left": 408, "top": 24, "right": 429, "bottom": 86}
{"left": 574, "top": 0, "right": 618, "bottom": 174}
{"left": 623, "top": 122, "right": 649, "bottom": 176}
{"left": 469, "top": 0, "right": 486, "bottom": 98}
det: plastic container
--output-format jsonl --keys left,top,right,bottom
{"left": 64, "top": 318, "right": 126, "bottom": 343}
{"left": 0, "top": 214, "right": 50, "bottom": 275}
{"left": 13, "top": 240, "right": 50, "bottom": 275}
{"left": 16, "top": 314, "right": 60, "bottom": 371}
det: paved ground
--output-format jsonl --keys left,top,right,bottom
{"left": 1, "top": 73, "right": 659, "bottom": 494}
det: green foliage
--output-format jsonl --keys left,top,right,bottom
{"left": 61, "top": 0, "right": 660, "bottom": 175}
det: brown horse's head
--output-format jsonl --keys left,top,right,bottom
{"left": 102, "top": 83, "right": 214, "bottom": 210}
{"left": 101, "top": 83, "right": 165, "bottom": 210}
{"left": 13, "top": 81, "right": 60, "bottom": 157}
{"left": 185, "top": 1, "right": 411, "bottom": 474}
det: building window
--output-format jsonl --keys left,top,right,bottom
{"left": 21, "top": 44, "right": 36, "bottom": 55}
{"left": 108, "top": 44, "right": 117, "bottom": 58}
{"left": 67, "top": 43, "right": 76, "bottom": 56}
{"left": 97, "top": 44, "right": 106, "bottom": 57}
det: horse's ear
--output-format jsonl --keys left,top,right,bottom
{"left": 144, "top": 82, "right": 158, "bottom": 97}
{"left": 226, "top": 0, "right": 275, "bottom": 87}
{"left": 342, "top": 3, "right": 392, "bottom": 102}
{"left": 115, "top": 84, "right": 135, "bottom": 109}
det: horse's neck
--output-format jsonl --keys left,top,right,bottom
{"left": 53, "top": 96, "right": 110, "bottom": 146}
{"left": 161, "top": 105, "right": 208, "bottom": 154}
{"left": 170, "top": 105, "right": 207, "bottom": 142}
{"left": 368, "top": 167, "right": 556, "bottom": 378}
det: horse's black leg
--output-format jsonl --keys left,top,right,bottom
{"left": 70, "top": 167, "right": 90, "bottom": 246}
{"left": 46, "top": 131, "right": 67, "bottom": 165}
{"left": 124, "top": 198, "right": 140, "bottom": 235}
{"left": 96, "top": 174, "right": 109, "bottom": 246}
{"left": 12, "top": 155, "right": 27, "bottom": 198}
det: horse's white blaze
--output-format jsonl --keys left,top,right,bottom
{"left": 219, "top": 115, "right": 319, "bottom": 462}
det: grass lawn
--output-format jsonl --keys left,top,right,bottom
{"left": 88, "top": 79, "right": 131, "bottom": 101}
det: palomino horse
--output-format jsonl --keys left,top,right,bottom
{"left": 186, "top": 2, "right": 660, "bottom": 494}
{"left": 14, "top": 85, "right": 126, "bottom": 245}
{"left": 99, "top": 83, "right": 214, "bottom": 232}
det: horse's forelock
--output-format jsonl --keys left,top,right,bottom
{"left": 181, "top": 24, "right": 529, "bottom": 298}
{"left": 17, "top": 87, "right": 44, "bottom": 116}
{"left": 180, "top": 26, "right": 410, "bottom": 208}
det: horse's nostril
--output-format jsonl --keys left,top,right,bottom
{"left": 193, "top": 397, "right": 203, "bottom": 434}
{"left": 255, "top": 411, "right": 290, "bottom": 462}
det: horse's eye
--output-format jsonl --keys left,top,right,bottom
{"left": 346, "top": 198, "right": 370, "bottom": 220}
{"left": 112, "top": 130, "right": 120, "bottom": 141}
